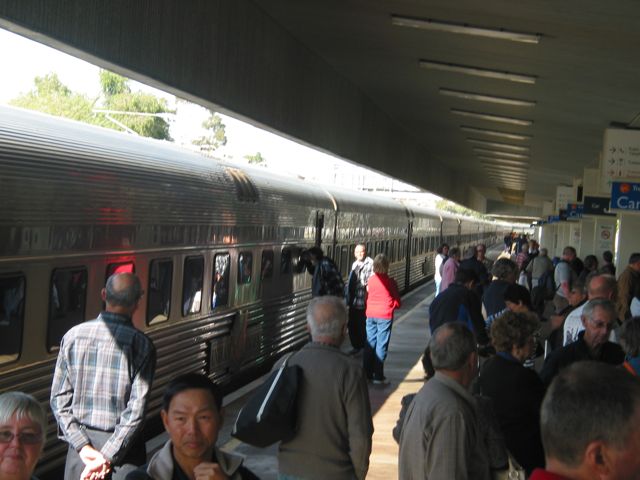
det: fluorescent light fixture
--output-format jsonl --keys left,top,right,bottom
{"left": 440, "top": 88, "right": 536, "bottom": 107}
{"left": 391, "top": 15, "right": 541, "bottom": 44}
{"left": 473, "top": 148, "right": 530, "bottom": 159}
{"left": 461, "top": 126, "right": 532, "bottom": 141}
{"left": 477, "top": 156, "right": 530, "bottom": 167}
{"left": 484, "top": 170, "right": 528, "bottom": 177}
{"left": 467, "top": 138, "right": 530, "bottom": 152}
{"left": 483, "top": 165, "right": 529, "bottom": 173}
{"left": 452, "top": 109, "right": 533, "bottom": 126}
{"left": 420, "top": 60, "right": 537, "bottom": 84}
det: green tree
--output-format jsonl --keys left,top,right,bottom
{"left": 245, "top": 152, "right": 266, "bottom": 166}
{"left": 10, "top": 73, "right": 108, "bottom": 127}
{"left": 10, "top": 71, "right": 174, "bottom": 141}
{"left": 99, "top": 70, "right": 174, "bottom": 140}
{"left": 435, "top": 199, "right": 487, "bottom": 219}
{"left": 192, "top": 112, "right": 227, "bottom": 154}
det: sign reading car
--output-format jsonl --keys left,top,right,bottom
{"left": 611, "top": 181, "right": 640, "bottom": 210}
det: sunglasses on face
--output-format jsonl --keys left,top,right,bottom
{"left": 0, "top": 430, "right": 42, "bottom": 445}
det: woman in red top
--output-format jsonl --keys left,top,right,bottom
{"left": 364, "top": 254, "right": 401, "bottom": 384}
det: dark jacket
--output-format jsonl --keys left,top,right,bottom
{"left": 429, "top": 283, "right": 489, "bottom": 344}
{"left": 460, "top": 257, "right": 490, "bottom": 295}
{"left": 473, "top": 354, "right": 545, "bottom": 474}
{"left": 539, "top": 331, "right": 625, "bottom": 386}
{"left": 482, "top": 280, "right": 511, "bottom": 318}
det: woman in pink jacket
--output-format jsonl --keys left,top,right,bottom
{"left": 364, "top": 254, "right": 401, "bottom": 385}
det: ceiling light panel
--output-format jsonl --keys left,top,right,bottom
{"left": 391, "top": 15, "right": 541, "bottom": 44}
{"left": 440, "top": 88, "right": 536, "bottom": 107}
{"left": 452, "top": 109, "right": 533, "bottom": 126}
{"left": 478, "top": 156, "right": 530, "bottom": 167}
{"left": 467, "top": 138, "right": 530, "bottom": 152}
{"left": 420, "top": 60, "right": 537, "bottom": 84}
{"left": 460, "top": 126, "right": 532, "bottom": 141}
{"left": 473, "top": 148, "right": 530, "bottom": 159}
{"left": 483, "top": 165, "right": 529, "bottom": 174}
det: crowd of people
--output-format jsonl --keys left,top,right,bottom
{"left": 7, "top": 239, "right": 640, "bottom": 480}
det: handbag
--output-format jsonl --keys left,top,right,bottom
{"left": 492, "top": 450, "right": 526, "bottom": 480}
{"left": 232, "top": 353, "right": 302, "bottom": 447}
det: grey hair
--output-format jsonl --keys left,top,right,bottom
{"left": 619, "top": 317, "right": 640, "bottom": 357}
{"left": 581, "top": 298, "right": 616, "bottom": 322}
{"left": 306, "top": 296, "right": 347, "bottom": 341}
{"left": 429, "top": 323, "right": 476, "bottom": 370}
{"left": 105, "top": 273, "right": 143, "bottom": 308}
{"left": 491, "top": 258, "right": 518, "bottom": 280}
{"left": 0, "top": 392, "right": 46, "bottom": 443}
{"left": 541, "top": 362, "right": 640, "bottom": 466}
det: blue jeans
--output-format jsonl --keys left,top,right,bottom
{"left": 364, "top": 317, "right": 393, "bottom": 380}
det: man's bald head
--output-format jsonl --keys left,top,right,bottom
{"left": 105, "top": 273, "right": 143, "bottom": 309}
{"left": 587, "top": 273, "right": 616, "bottom": 300}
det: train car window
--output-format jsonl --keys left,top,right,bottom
{"left": 340, "top": 246, "right": 349, "bottom": 277}
{"left": 106, "top": 262, "right": 135, "bottom": 279}
{"left": 238, "top": 252, "right": 253, "bottom": 284}
{"left": 280, "top": 248, "right": 292, "bottom": 274}
{"left": 212, "top": 254, "right": 230, "bottom": 309}
{"left": 261, "top": 250, "right": 274, "bottom": 280}
{"left": 182, "top": 256, "right": 204, "bottom": 316}
{"left": 147, "top": 259, "right": 173, "bottom": 326}
{"left": 48, "top": 267, "right": 88, "bottom": 351}
{"left": 0, "top": 275, "right": 25, "bottom": 363}
{"left": 385, "top": 240, "right": 390, "bottom": 257}
{"left": 366, "top": 242, "right": 372, "bottom": 257}
{"left": 392, "top": 240, "right": 397, "bottom": 262}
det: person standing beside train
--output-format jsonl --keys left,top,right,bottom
{"left": 345, "top": 244, "right": 374, "bottom": 355}
{"left": 364, "top": 254, "right": 401, "bottom": 385}
{"left": 439, "top": 247, "right": 460, "bottom": 294}
{"left": 303, "top": 247, "right": 345, "bottom": 298}
{"left": 51, "top": 272, "right": 156, "bottom": 480}
{"left": 434, "top": 243, "right": 449, "bottom": 296}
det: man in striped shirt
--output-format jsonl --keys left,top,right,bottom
{"left": 51, "top": 273, "right": 156, "bottom": 480}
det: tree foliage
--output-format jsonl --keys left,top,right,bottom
{"left": 10, "top": 70, "right": 174, "bottom": 140}
{"left": 245, "top": 152, "right": 266, "bottom": 166}
{"left": 99, "top": 70, "right": 174, "bottom": 140}
{"left": 435, "top": 199, "right": 488, "bottom": 220}
{"left": 192, "top": 112, "right": 227, "bottom": 154}
{"left": 10, "top": 73, "right": 108, "bottom": 127}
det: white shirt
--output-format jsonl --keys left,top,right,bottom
{"left": 562, "top": 304, "right": 585, "bottom": 346}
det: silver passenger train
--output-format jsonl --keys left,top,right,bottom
{"left": 0, "top": 106, "right": 506, "bottom": 474}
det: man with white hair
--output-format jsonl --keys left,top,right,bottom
{"left": 277, "top": 296, "right": 373, "bottom": 480}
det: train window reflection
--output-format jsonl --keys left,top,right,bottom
{"left": 48, "top": 267, "right": 87, "bottom": 351}
{"left": 261, "top": 250, "right": 274, "bottom": 280}
{"left": 238, "top": 252, "right": 253, "bottom": 284}
{"left": 147, "top": 259, "right": 173, "bottom": 325}
{"left": 340, "top": 246, "right": 349, "bottom": 277}
{"left": 212, "top": 253, "right": 230, "bottom": 309}
{"left": 182, "top": 256, "right": 203, "bottom": 316}
{"left": 0, "top": 274, "right": 25, "bottom": 363}
{"left": 281, "top": 248, "right": 292, "bottom": 274}
{"left": 106, "top": 262, "right": 135, "bottom": 279}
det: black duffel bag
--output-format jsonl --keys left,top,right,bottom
{"left": 232, "top": 353, "right": 302, "bottom": 447}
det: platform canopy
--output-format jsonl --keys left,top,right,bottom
{"left": 1, "top": 1, "right": 637, "bottom": 219}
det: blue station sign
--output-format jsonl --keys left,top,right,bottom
{"left": 611, "top": 182, "right": 640, "bottom": 211}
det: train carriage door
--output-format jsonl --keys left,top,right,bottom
{"left": 315, "top": 211, "right": 324, "bottom": 247}
{"left": 405, "top": 221, "right": 413, "bottom": 292}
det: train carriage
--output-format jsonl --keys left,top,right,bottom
{"left": 0, "top": 105, "right": 509, "bottom": 475}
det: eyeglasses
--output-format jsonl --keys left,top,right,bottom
{"left": 0, "top": 430, "right": 42, "bottom": 445}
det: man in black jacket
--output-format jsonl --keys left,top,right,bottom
{"left": 423, "top": 269, "right": 489, "bottom": 376}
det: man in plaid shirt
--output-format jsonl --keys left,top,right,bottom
{"left": 51, "top": 273, "right": 156, "bottom": 480}
{"left": 346, "top": 244, "right": 374, "bottom": 354}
